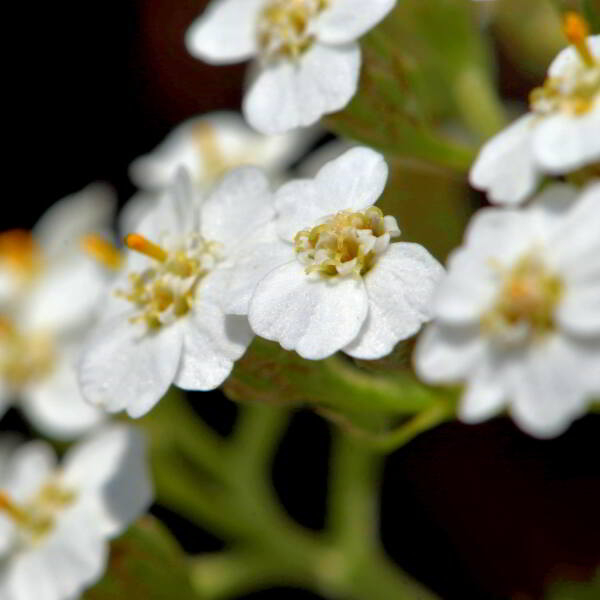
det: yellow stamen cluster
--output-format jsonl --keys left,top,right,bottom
{"left": 529, "top": 13, "right": 599, "bottom": 116}
{"left": 118, "top": 232, "right": 220, "bottom": 329}
{"left": 0, "top": 318, "right": 56, "bottom": 386}
{"left": 294, "top": 207, "right": 400, "bottom": 277}
{"left": 0, "top": 481, "right": 76, "bottom": 545}
{"left": 257, "top": 0, "right": 329, "bottom": 60}
{"left": 0, "top": 229, "right": 42, "bottom": 278}
{"left": 482, "top": 253, "right": 564, "bottom": 346}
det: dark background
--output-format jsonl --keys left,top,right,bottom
{"left": 4, "top": 1, "right": 599, "bottom": 599}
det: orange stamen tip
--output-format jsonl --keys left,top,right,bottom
{"left": 125, "top": 233, "right": 167, "bottom": 262}
{"left": 81, "top": 234, "right": 123, "bottom": 270}
{"left": 563, "top": 12, "right": 589, "bottom": 44}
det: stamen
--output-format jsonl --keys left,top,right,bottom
{"left": 564, "top": 12, "right": 595, "bottom": 67}
{"left": 0, "top": 229, "right": 41, "bottom": 274}
{"left": 125, "top": 233, "right": 168, "bottom": 263}
{"left": 81, "top": 234, "right": 123, "bottom": 270}
{"left": 0, "top": 491, "right": 27, "bottom": 525}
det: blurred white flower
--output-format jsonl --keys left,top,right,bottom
{"left": 0, "top": 425, "right": 152, "bottom": 600}
{"left": 470, "top": 23, "right": 599, "bottom": 205}
{"left": 78, "top": 167, "right": 281, "bottom": 417}
{"left": 415, "top": 182, "right": 600, "bottom": 438}
{"left": 186, "top": 0, "right": 397, "bottom": 134}
{"left": 240, "top": 147, "right": 443, "bottom": 360}
{"left": 129, "top": 111, "right": 316, "bottom": 192}
{"left": 0, "top": 185, "right": 116, "bottom": 439}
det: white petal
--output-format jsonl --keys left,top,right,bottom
{"left": 220, "top": 223, "right": 294, "bottom": 315}
{"left": 1, "top": 441, "right": 56, "bottom": 503}
{"left": 185, "top": 0, "right": 262, "bottom": 64}
{"left": 174, "top": 298, "right": 253, "bottom": 391}
{"left": 509, "top": 336, "right": 590, "bottom": 438}
{"left": 275, "top": 146, "right": 388, "bottom": 241}
{"left": 469, "top": 114, "right": 539, "bottom": 205}
{"left": 547, "top": 35, "right": 600, "bottom": 77}
{"left": 243, "top": 42, "right": 360, "bottom": 134}
{"left": 62, "top": 424, "right": 153, "bottom": 537}
{"left": 33, "top": 183, "right": 116, "bottom": 260}
{"left": 20, "top": 352, "right": 106, "bottom": 441}
{"left": 315, "top": 0, "right": 397, "bottom": 44}
{"left": 20, "top": 255, "right": 106, "bottom": 334}
{"left": 201, "top": 166, "right": 274, "bottom": 252}
{"left": 413, "top": 323, "right": 485, "bottom": 383}
{"left": 77, "top": 313, "right": 183, "bottom": 418}
{"left": 557, "top": 281, "right": 600, "bottom": 337}
{"left": 532, "top": 106, "right": 600, "bottom": 173}
{"left": 249, "top": 261, "right": 368, "bottom": 359}
{"left": 460, "top": 362, "right": 506, "bottom": 424}
{"left": 344, "top": 243, "right": 444, "bottom": 359}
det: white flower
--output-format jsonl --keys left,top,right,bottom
{"left": 129, "top": 111, "right": 316, "bottom": 192}
{"left": 186, "top": 0, "right": 397, "bottom": 134}
{"left": 78, "top": 167, "right": 282, "bottom": 417}
{"left": 470, "top": 25, "right": 599, "bottom": 205}
{"left": 232, "top": 147, "right": 443, "bottom": 360}
{"left": 415, "top": 182, "right": 600, "bottom": 438}
{"left": 0, "top": 185, "right": 116, "bottom": 439}
{"left": 0, "top": 425, "right": 152, "bottom": 600}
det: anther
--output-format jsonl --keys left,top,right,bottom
{"left": 0, "top": 491, "right": 27, "bottom": 525}
{"left": 125, "top": 234, "right": 168, "bottom": 263}
{"left": 564, "top": 12, "right": 595, "bottom": 67}
{"left": 81, "top": 234, "right": 123, "bottom": 270}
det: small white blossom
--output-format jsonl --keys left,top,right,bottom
{"left": 78, "top": 167, "right": 282, "bottom": 417}
{"left": 0, "top": 425, "right": 152, "bottom": 600}
{"left": 0, "top": 186, "right": 115, "bottom": 439}
{"left": 186, "top": 0, "right": 397, "bottom": 134}
{"left": 230, "top": 147, "right": 444, "bottom": 360}
{"left": 470, "top": 27, "right": 599, "bottom": 205}
{"left": 415, "top": 182, "right": 600, "bottom": 438}
{"left": 129, "top": 111, "right": 316, "bottom": 192}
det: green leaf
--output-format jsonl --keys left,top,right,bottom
{"left": 583, "top": 0, "right": 600, "bottom": 32}
{"left": 545, "top": 570, "right": 600, "bottom": 600}
{"left": 84, "top": 516, "right": 197, "bottom": 600}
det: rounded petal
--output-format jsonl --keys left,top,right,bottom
{"left": 249, "top": 261, "right": 368, "bottom": 359}
{"left": 344, "top": 243, "right": 444, "bottom": 359}
{"left": 469, "top": 115, "right": 539, "bottom": 205}
{"left": 201, "top": 166, "right": 274, "bottom": 252}
{"left": 243, "top": 42, "right": 360, "bottom": 134}
{"left": 62, "top": 425, "right": 153, "bottom": 537}
{"left": 77, "top": 314, "right": 183, "bottom": 418}
{"left": 532, "top": 106, "right": 600, "bottom": 173}
{"left": 21, "top": 355, "right": 106, "bottom": 441}
{"left": 459, "top": 362, "right": 506, "bottom": 424}
{"left": 414, "top": 323, "right": 485, "bottom": 384}
{"left": 275, "top": 146, "right": 388, "bottom": 241}
{"left": 174, "top": 300, "right": 253, "bottom": 391}
{"left": 315, "top": 0, "right": 397, "bottom": 44}
{"left": 185, "top": 0, "right": 262, "bottom": 64}
{"left": 547, "top": 35, "right": 600, "bottom": 77}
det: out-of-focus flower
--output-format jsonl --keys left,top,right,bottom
{"left": 415, "top": 182, "right": 600, "bottom": 438}
{"left": 186, "top": 0, "right": 397, "bottom": 134}
{"left": 239, "top": 147, "right": 443, "bottom": 360}
{"left": 129, "top": 111, "right": 316, "bottom": 192}
{"left": 470, "top": 20, "right": 599, "bottom": 205}
{"left": 78, "top": 167, "right": 282, "bottom": 417}
{"left": 0, "top": 425, "right": 152, "bottom": 600}
{"left": 0, "top": 185, "right": 116, "bottom": 439}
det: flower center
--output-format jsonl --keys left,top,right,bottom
{"left": 0, "top": 318, "right": 56, "bottom": 386}
{"left": 481, "top": 253, "right": 563, "bottom": 347}
{"left": 294, "top": 207, "right": 400, "bottom": 277}
{"left": 257, "top": 0, "right": 329, "bottom": 60}
{"left": 118, "top": 232, "right": 221, "bottom": 329}
{"left": 0, "top": 481, "right": 76, "bottom": 546}
{"left": 529, "top": 13, "right": 599, "bottom": 116}
{"left": 0, "top": 230, "right": 42, "bottom": 280}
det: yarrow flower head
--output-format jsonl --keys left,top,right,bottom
{"left": 0, "top": 185, "right": 115, "bottom": 439}
{"left": 224, "top": 147, "right": 444, "bottom": 360}
{"left": 78, "top": 167, "right": 281, "bottom": 417}
{"left": 415, "top": 182, "right": 600, "bottom": 438}
{"left": 185, "top": 0, "right": 397, "bottom": 133}
{"left": 0, "top": 425, "right": 152, "bottom": 600}
{"left": 470, "top": 16, "right": 599, "bottom": 205}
